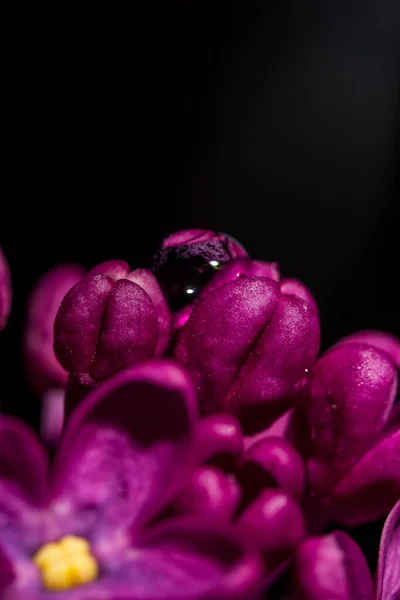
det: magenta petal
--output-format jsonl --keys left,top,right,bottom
{"left": 90, "top": 279, "right": 158, "bottom": 380}
{"left": 54, "top": 360, "right": 197, "bottom": 532}
{"left": 54, "top": 274, "right": 114, "bottom": 374}
{"left": 199, "top": 258, "right": 280, "bottom": 301}
{"left": 0, "top": 418, "right": 48, "bottom": 552}
{"left": 89, "top": 259, "right": 131, "bottom": 280}
{"left": 127, "top": 268, "right": 171, "bottom": 355}
{"left": 163, "top": 229, "right": 219, "bottom": 247}
{"left": 237, "top": 437, "right": 305, "bottom": 505}
{"left": 0, "top": 416, "right": 48, "bottom": 503}
{"left": 280, "top": 277, "right": 319, "bottom": 315}
{"left": 293, "top": 531, "right": 374, "bottom": 600}
{"left": 173, "top": 467, "right": 241, "bottom": 521}
{"left": 333, "top": 426, "right": 400, "bottom": 526}
{"left": 135, "top": 517, "right": 264, "bottom": 600}
{"left": 24, "top": 263, "right": 85, "bottom": 395}
{"left": 291, "top": 343, "right": 397, "bottom": 494}
{"left": 193, "top": 414, "right": 243, "bottom": 471}
{"left": 237, "top": 489, "right": 305, "bottom": 571}
{"left": 0, "top": 246, "right": 12, "bottom": 331}
{"left": 335, "top": 330, "right": 400, "bottom": 370}
{"left": 376, "top": 499, "right": 400, "bottom": 600}
{"left": 175, "top": 277, "right": 280, "bottom": 414}
{"left": 229, "top": 293, "right": 320, "bottom": 432}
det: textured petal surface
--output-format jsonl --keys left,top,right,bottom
{"left": 127, "top": 268, "right": 171, "bottom": 355}
{"left": 333, "top": 426, "right": 400, "bottom": 525}
{"left": 376, "top": 498, "right": 400, "bottom": 600}
{"left": 291, "top": 343, "right": 397, "bottom": 494}
{"left": 237, "top": 489, "right": 305, "bottom": 572}
{"left": 175, "top": 277, "right": 280, "bottom": 415}
{"left": 236, "top": 437, "right": 305, "bottom": 506}
{"left": 53, "top": 361, "right": 197, "bottom": 535}
{"left": 24, "top": 264, "right": 85, "bottom": 395}
{"left": 89, "top": 279, "right": 158, "bottom": 380}
{"left": 89, "top": 259, "right": 130, "bottom": 280}
{"left": 335, "top": 330, "right": 400, "bottom": 370}
{"left": 198, "top": 258, "right": 280, "bottom": 301}
{"left": 293, "top": 531, "right": 374, "bottom": 600}
{"left": 229, "top": 293, "right": 320, "bottom": 433}
{"left": 280, "top": 278, "right": 319, "bottom": 315}
{"left": 173, "top": 467, "right": 241, "bottom": 521}
{"left": 54, "top": 274, "right": 114, "bottom": 374}
{"left": 0, "top": 246, "right": 12, "bottom": 331}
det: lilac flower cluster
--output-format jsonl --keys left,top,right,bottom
{"left": 0, "top": 231, "right": 398, "bottom": 599}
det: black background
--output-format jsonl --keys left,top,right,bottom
{"left": 0, "top": 1, "right": 399, "bottom": 583}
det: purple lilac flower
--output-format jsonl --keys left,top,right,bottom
{"left": 54, "top": 261, "right": 171, "bottom": 386}
{"left": 24, "top": 264, "right": 86, "bottom": 443}
{"left": 0, "top": 246, "right": 12, "bottom": 331}
{"left": 0, "top": 360, "right": 264, "bottom": 599}
{"left": 290, "top": 332, "right": 400, "bottom": 526}
{"left": 174, "top": 257, "right": 320, "bottom": 434}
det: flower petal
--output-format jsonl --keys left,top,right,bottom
{"left": 89, "top": 259, "right": 130, "bottom": 280}
{"left": 198, "top": 258, "right": 280, "bottom": 301}
{"left": 127, "top": 268, "right": 171, "bottom": 356}
{"left": 53, "top": 360, "right": 197, "bottom": 534}
{"left": 0, "top": 416, "right": 48, "bottom": 504}
{"left": 124, "top": 517, "right": 264, "bottom": 600}
{"left": 244, "top": 410, "right": 292, "bottom": 450}
{"left": 237, "top": 489, "right": 305, "bottom": 572}
{"left": 280, "top": 278, "right": 318, "bottom": 315}
{"left": 54, "top": 274, "right": 114, "bottom": 374}
{"left": 0, "top": 417, "right": 48, "bottom": 551}
{"left": 236, "top": 437, "right": 305, "bottom": 506}
{"left": 333, "top": 427, "right": 400, "bottom": 525}
{"left": 175, "top": 277, "right": 280, "bottom": 415}
{"left": 290, "top": 343, "right": 397, "bottom": 494}
{"left": 228, "top": 293, "right": 320, "bottom": 433}
{"left": 193, "top": 414, "right": 243, "bottom": 472}
{"left": 335, "top": 330, "right": 400, "bottom": 370}
{"left": 292, "top": 531, "right": 374, "bottom": 600}
{"left": 376, "top": 498, "right": 400, "bottom": 600}
{"left": 173, "top": 467, "right": 241, "bottom": 521}
{"left": 89, "top": 279, "right": 158, "bottom": 380}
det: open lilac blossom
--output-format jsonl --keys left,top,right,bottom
{"left": 0, "top": 360, "right": 264, "bottom": 599}
{"left": 54, "top": 261, "right": 171, "bottom": 385}
{"left": 0, "top": 246, "right": 12, "bottom": 331}
{"left": 152, "top": 229, "right": 247, "bottom": 317}
{"left": 290, "top": 338, "right": 400, "bottom": 526}
{"left": 376, "top": 498, "right": 400, "bottom": 600}
{"left": 292, "top": 531, "right": 375, "bottom": 599}
{"left": 24, "top": 264, "right": 86, "bottom": 443}
{"left": 175, "top": 258, "right": 320, "bottom": 434}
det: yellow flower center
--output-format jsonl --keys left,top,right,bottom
{"left": 33, "top": 535, "right": 99, "bottom": 591}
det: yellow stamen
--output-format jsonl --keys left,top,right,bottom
{"left": 33, "top": 535, "right": 99, "bottom": 591}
